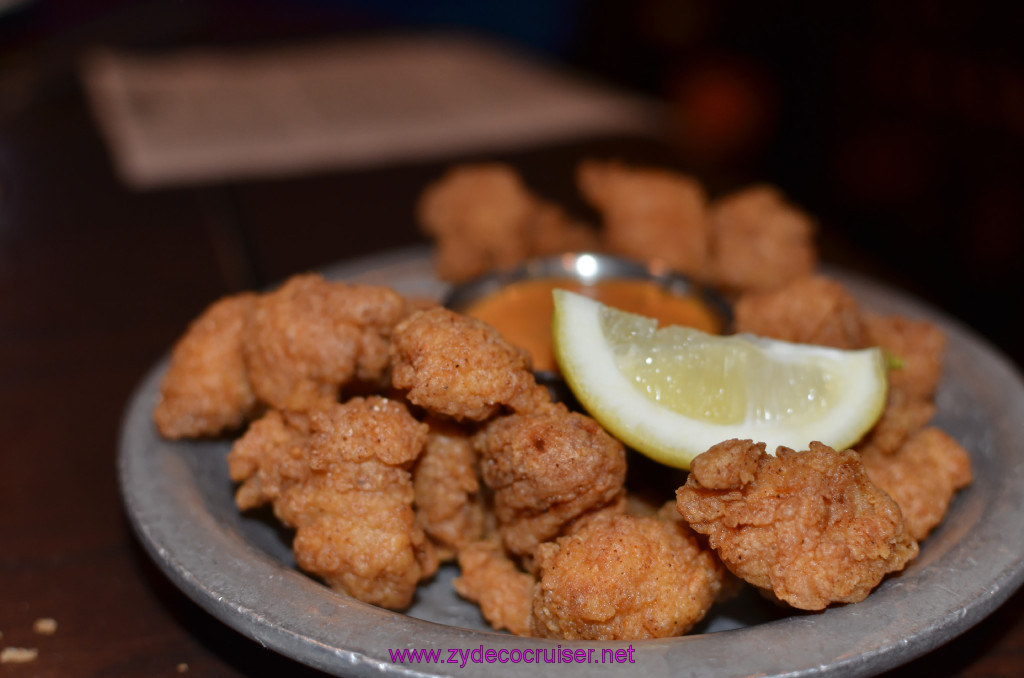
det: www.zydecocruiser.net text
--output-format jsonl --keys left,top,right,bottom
{"left": 389, "top": 645, "right": 637, "bottom": 668}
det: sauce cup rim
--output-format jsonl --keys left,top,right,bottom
{"left": 443, "top": 252, "right": 732, "bottom": 329}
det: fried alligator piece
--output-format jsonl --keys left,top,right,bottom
{"left": 578, "top": 159, "right": 710, "bottom": 278}
{"left": 733, "top": 275, "right": 868, "bottom": 349}
{"left": 676, "top": 439, "right": 918, "bottom": 610}
{"left": 857, "top": 314, "right": 945, "bottom": 455}
{"left": 154, "top": 293, "right": 258, "bottom": 439}
{"left": 475, "top": 403, "right": 627, "bottom": 562}
{"left": 531, "top": 512, "right": 723, "bottom": 640}
{"left": 227, "top": 396, "right": 437, "bottom": 609}
{"left": 707, "top": 185, "right": 817, "bottom": 294}
{"left": 527, "top": 202, "right": 599, "bottom": 258}
{"left": 860, "top": 427, "right": 972, "bottom": 541}
{"left": 418, "top": 163, "right": 597, "bottom": 283}
{"left": 864, "top": 313, "right": 946, "bottom": 403}
{"left": 245, "top": 274, "right": 407, "bottom": 412}
{"left": 389, "top": 307, "right": 551, "bottom": 421}
{"left": 856, "top": 389, "right": 936, "bottom": 456}
{"left": 413, "top": 420, "right": 486, "bottom": 559}
{"left": 155, "top": 275, "right": 409, "bottom": 438}
{"left": 227, "top": 408, "right": 312, "bottom": 510}
{"left": 453, "top": 538, "right": 536, "bottom": 636}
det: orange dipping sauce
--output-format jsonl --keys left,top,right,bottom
{"left": 464, "top": 277, "right": 722, "bottom": 373}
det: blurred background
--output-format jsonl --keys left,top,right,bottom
{"left": 3, "top": 4, "right": 1024, "bottom": 676}
{"left": 1, "top": 0, "right": 1022, "bottom": 366}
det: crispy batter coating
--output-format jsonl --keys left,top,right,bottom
{"left": 578, "top": 160, "right": 710, "bottom": 277}
{"left": 475, "top": 404, "right": 627, "bottom": 561}
{"left": 418, "top": 164, "right": 597, "bottom": 282}
{"left": 155, "top": 293, "right": 258, "bottom": 439}
{"left": 531, "top": 512, "right": 723, "bottom": 640}
{"left": 856, "top": 315, "right": 944, "bottom": 456}
{"left": 708, "top": 185, "right": 817, "bottom": 293}
{"left": 228, "top": 397, "right": 437, "bottom": 610}
{"left": 227, "top": 409, "right": 311, "bottom": 510}
{"left": 860, "top": 427, "right": 971, "bottom": 541}
{"left": 865, "top": 313, "right": 945, "bottom": 402}
{"left": 856, "top": 389, "right": 936, "bottom": 456}
{"left": 676, "top": 439, "right": 918, "bottom": 610}
{"left": 528, "top": 202, "right": 600, "bottom": 257}
{"left": 453, "top": 539, "right": 535, "bottom": 636}
{"left": 245, "top": 274, "right": 407, "bottom": 412}
{"left": 623, "top": 492, "right": 664, "bottom": 518}
{"left": 389, "top": 307, "right": 551, "bottom": 421}
{"left": 413, "top": 421, "right": 486, "bottom": 559}
{"left": 733, "top": 275, "right": 867, "bottom": 349}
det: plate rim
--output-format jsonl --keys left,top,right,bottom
{"left": 119, "top": 245, "right": 1024, "bottom": 677}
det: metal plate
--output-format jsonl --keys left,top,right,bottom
{"left": 119, "top": 246, "right": 1024, "bottom": 677}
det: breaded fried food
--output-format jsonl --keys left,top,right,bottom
{"left": 531, "top": 512, "right": 723, "bottom": 640}
{"left": 154, "top": 276, "right": 410, "bottom": 439}
{"left": 856, "top": 314, "right": 944, "bottom": 456}
{"left": 475, "top": 403, "right": 627, "bottom": 561}
{"left": 154, "top": 293, "right": 258, "bottom": 439}
{"left": 413, "top": 421, "right": 486, "bottom": 559}
{"left": 389, "top": 307, "right": 550, "bottom": 421}
{"left": 228, "top": 396, "right": 437, "bottom": 609}
{"left": 708, "top": 185, "right": 817, "bottom": 293}
{"left": 864, "top": 313, "right": 946, "bottom": 402}
{"left": 453, "top": 538, "right": 535, "bottom": 636}
{"left": 227, "top": 408, "right": 311, "bottom": 510}
{"left": 676, "top": 439, "right": 918, "bottom": 610}
{"left": 856, "top": 389, "right": 936, "bottom": 456}
{"left": 860, "top": 427, "right": 971, "bottom": 541}
{"left": 245, "top": 274, "right": 407, "bottom": 412}
{"left": 528, "top": 202, "right": 599, "bottom": 257}
{"left": 733, "top": 275, "right": 867, "bottom": 349}
{"left": 578, "top": 160, "right": 710, "bottom": 277}
{"left": 418, "top": 164, "right": 597, "bottom": 283}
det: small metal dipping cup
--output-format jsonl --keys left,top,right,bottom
{"left": 444, "top": 252, "right": 733, "bottom": 384}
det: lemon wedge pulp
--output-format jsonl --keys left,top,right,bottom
{"left": 551, "top": 289, "right": 888, "bottom": 469}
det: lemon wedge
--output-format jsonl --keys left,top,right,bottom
{"left": 551, "top": 289, "right": 887, "bottom": 469}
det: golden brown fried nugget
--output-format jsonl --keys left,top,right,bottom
{"left": 578, "top": 160, "right": 710, "bottom": 277}
{"left": 418, "top": 164, "right": 533, "bottom": 282}
{"left": 453, "top": 539, "right": 535, "bottom": 636}
{"left": 531, "top": 513, "right": 723, "bottom": 640}
{"left": 155, "top": 293, "right": 258, "bottom": 439}
{"left": 227, "top": 409, "right": 311, "bottom": 510}
{"left": 229, "top": 397, "right": 437, "bottom": 609}
{"left": 413, "top": 421, "right": 486, "bottom": 559}
{"left": 245, "top": 274, "right": 406, "bottom": 412}
{"left": 865, "top": 313, "right": 945, "bottom": 402}
{"left": 861, "top": 427, "right": 971, "bottom": 541}
{"left": 708, "top": 185, "right": 817, "bottom": 293}
{"left": 856, "top": 389, "right": 936, "bottom": 456}
{"left": 475, "top": 404, "right": 627, "bottom": 561}
{"left": 677, "top": 439, "right": 917, "bottom": 610}
{"left": 418, "top": 164, "right": 597, "bottom": 283}
{"left": 390, "top": 308, "right": 550, "bottom": 421}
{"left": 733, "top": 275, "right": 867, "bottom": 349}
{"left": 527, "top": 202, "right": 600, "bottom": 257}
{"left": 856, "top": 315, "right": 944, "bottom": 456}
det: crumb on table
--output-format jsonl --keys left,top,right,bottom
{"left": 33, "top": 618, "right": 57, "bottom": 635}
{"left": 1, "top": 647, "right": 39, "bottom": 664}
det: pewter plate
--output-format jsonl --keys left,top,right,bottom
{"left": 119, "top": 246, "right": 1024, "bottom": 677}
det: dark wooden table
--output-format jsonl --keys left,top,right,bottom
{"left": 2, "top": 34, "right": 1024, "bottom": 678}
